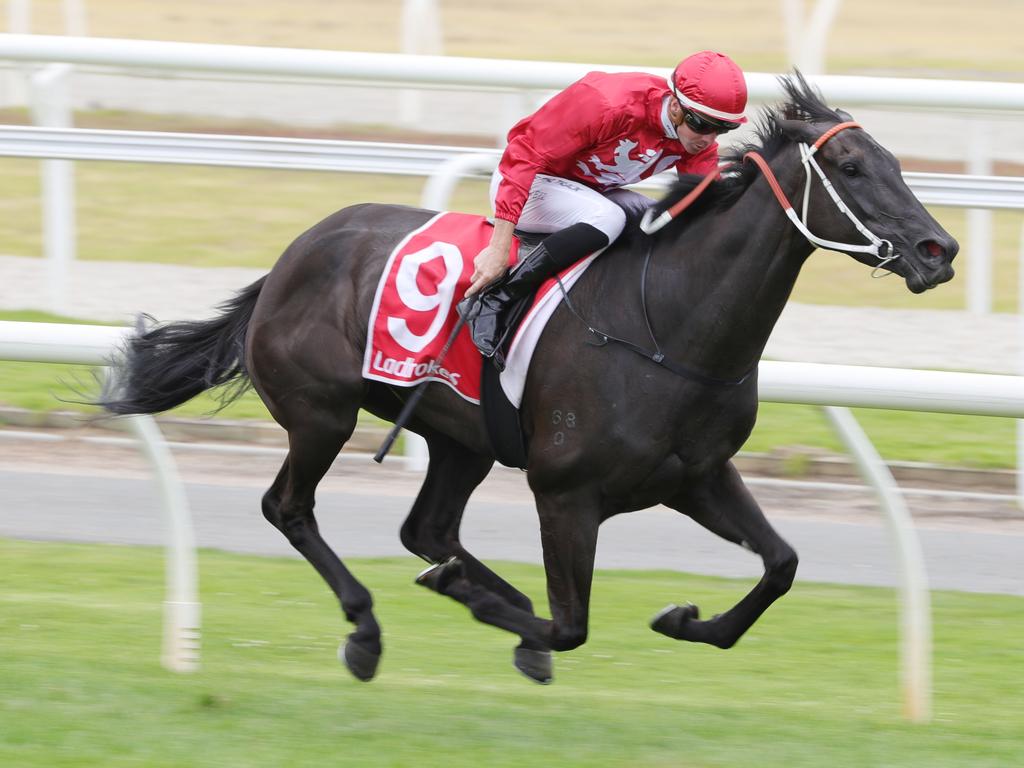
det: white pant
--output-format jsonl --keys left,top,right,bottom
{"left": 489, "top": 172, "right": 652, "bottom": 243}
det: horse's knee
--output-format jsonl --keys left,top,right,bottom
{"left": 261, "top": 490, "right": 282, "bottom": 529}
{"left": 264, "top": 500, "right": 319, "bottom": 547}
{"left": 766, "top": 547, "right": 798, "bottom": 595}
{"left": 550, "top": 625, "right": 588, "bottom": 652}
{"left": 400, "top": 520, "right": 450, "bottom": 561}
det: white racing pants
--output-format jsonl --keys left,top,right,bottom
{"left": 490, "top": 172, "right": 653, "bottom": 243}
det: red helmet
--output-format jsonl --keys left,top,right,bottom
{"left": 670, "top": 50, "right": 748, "bottom": 126}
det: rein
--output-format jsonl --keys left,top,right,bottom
{"left": 639, "top": 120, "right": 901, "bottom": 275}
{"left": 555, "top": 238, "right": 754, "bottom": 388}
{"left": 574, "top": 120, "right": 900, "bottom": 388}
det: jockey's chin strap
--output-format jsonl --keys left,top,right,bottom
{"left": 743, "top": 121, "right": 900, "bottom": 277}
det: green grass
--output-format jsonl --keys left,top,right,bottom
{"left": 0, "top": 158, "right": 494, "bottom": 269}
{"left": 1, "top": 539, "right": 1021, "bottom": 767}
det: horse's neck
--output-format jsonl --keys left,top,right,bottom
{"left": 645, "top": 179, "right": 813, "bottom": 379}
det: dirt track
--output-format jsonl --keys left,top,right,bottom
{"left": 3, "top": 425, "right": 1022, "bottom": 536}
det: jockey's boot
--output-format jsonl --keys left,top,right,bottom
{"left": 461, "top": 222, "right": 609, "bottom": 367}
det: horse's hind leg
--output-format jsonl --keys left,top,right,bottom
{"left": 401, "top": 434, "right": 553, "bottom": 682}
{"left": 653, "top": 461, "right": 798, "bottom": 649}
{"left": 262, "top": 412, "right": 382, "bottom": 681}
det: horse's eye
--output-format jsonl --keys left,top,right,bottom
{"left": 841, "top": 162, "right": 859, "bottom": 177}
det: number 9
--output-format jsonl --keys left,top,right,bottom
{"left": 387, "top": 242, "right": 463, "bottom": 353}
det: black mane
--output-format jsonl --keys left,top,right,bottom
{"left": 645, "top": 72, "right": 846, "bottom": 229}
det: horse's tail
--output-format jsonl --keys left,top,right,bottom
{"left": 100, "top": 276, "right": 266, "bottom": 415}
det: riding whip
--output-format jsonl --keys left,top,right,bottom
{"left": 373, "top": 299, "right": 476, "bottom": 463}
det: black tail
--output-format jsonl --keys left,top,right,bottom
{"left": 100, "top": 276, "right": 266, "bottom": 415}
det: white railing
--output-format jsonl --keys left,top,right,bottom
{"left": 2, "top": 35, "right": 1023, "bottom": 313}
{"left": 0, "top": 320, "right": 200, "bottom": 673}
{"left": 7, "top": 320, "right": 1024, "bottom": 719}
{"left": 3, "top": 125, "right": 1024, "bottom": 211}
{"left": 6, "top": 126, "right": 1021, "bottom": 486}
{"left": 3, "top": 34, "right": 1024, "bottom": 110}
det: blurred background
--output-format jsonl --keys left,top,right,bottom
{"left": 1, "top": 0, "right": 1022, "bottom": 310}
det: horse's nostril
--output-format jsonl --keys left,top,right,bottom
{"left": 917, "top": 239, "right": 946, "bottom": 262}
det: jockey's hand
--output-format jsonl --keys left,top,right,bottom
{"left": 465, "top": 244, "right": 510, "bottom": 297}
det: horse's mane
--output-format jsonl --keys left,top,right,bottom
{"left": 642, "top": 72, "right": 846, "bottom": 232}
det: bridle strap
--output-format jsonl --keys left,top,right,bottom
{"left": 743, "top": 121, "right": 898, "bottom": 267}
{"left": 639, "top": 165, "right": 722, "bottom": 235}
{"left": 585, "top": 120, "right": 894, "bottom": 386}
{"left": 813, "top": 120, "right": 861, "bottom": 150}
{"left": 743, "top": 151, "right": 794, "bottom": 210}
{"left": 556, "top": 238, "right": 754, "bottom": 388}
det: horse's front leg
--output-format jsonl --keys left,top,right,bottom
{"left": 533, "top": 488, "right": 602, "bottom": 653}
{"left": 653, "top": 461, "right": 798, "bottom": 649}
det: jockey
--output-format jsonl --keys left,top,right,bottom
{"left": 462, "top": 50, "right": 748, "bottom": 364}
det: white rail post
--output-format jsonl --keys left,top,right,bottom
{"left": 127, "top": 414, "right": 201, "bottom": 672}
{"left": 1018, "top": 221, "right": 1024, "bottom": 509}
{"left": 0, "top": 321, "right": 202, "bottom": 672}
{"left": 781, "top": 0, "right": 844, "bottom": 75}
{"left": 822, "top": 406, "right": 932, "bottom": 723}
{"left": 966, "top": 119, "right": 993, "bottom": 314}
{"left": 398, "top": 0, "right": 443, "bottom": 128}
{"left": 3, "top": 0, "right": 31, "bottom": 106}
{"left": 30, "top": 62, "right": 76, "bottom": 316}
{"left": 63, "top": 0, "right": 87, "bottom": 37}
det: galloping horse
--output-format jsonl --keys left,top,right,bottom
{"left": 100, "top": 76, "right": 957, "bottom": 684}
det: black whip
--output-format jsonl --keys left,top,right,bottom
{"left": 373, "top": 303, "right": 475, "bottom": 463}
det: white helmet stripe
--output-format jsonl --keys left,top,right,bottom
{"left": 667, "top": 79, "right": 746, "bottom": 122}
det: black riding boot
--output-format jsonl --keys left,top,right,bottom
{"left": 461, "top": 222, "right": 609, "bottom": 365}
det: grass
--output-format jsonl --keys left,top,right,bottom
{"left": 0, "top": 158, "right": 494, "bottom": 269}
{"left": 1, "top": 538, "right": 1022, "bottom": 767}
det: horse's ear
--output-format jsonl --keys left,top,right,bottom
{"left": 777, "top": 119, "right": 819, "bottom": 145}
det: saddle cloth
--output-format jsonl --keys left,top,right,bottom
{"left": 362, "top": 211, "right": 599, "bottom": 406}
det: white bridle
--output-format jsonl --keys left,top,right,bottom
{"left": 642, "top": 121, "right": 902, "bottom": 276}
{"left": 792, "top": 137, "right": 899, "bottom": 275}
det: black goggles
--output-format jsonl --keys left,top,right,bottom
{"left": 682, "top": 108, "right": 740, "bottom": 136}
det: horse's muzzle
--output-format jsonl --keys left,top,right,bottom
{"left": 901, "top": 236, "right": 958, "bottom": 293}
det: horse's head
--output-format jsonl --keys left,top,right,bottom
{"left": 769, "top": 76, "right": 958, "bottom": 293}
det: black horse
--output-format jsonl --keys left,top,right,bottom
{"left": 100, "top": 76, "right": 957, "bottom": 684}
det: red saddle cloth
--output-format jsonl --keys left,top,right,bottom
{"left": 362, "top": 212, "right": 519, "bottom": 404}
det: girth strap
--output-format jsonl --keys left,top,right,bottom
{"left": 586, "top": 328, "right": 754, "bottom": 387}
{"left": 558, "top": 239, "right": 756, "bottom": 388}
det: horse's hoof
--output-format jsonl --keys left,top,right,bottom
{"left": 513, "top": 645, "right": 553, "bottom": 685}
{"left": 650, "top": 602, "right": 700, "bottom": 639}
{"left": 415, "top": 557, "right": 462, "bottom": 593}
{"left": 339, "top": 636, "right": 381, "bottom": 682}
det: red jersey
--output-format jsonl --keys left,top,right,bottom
{"left": 493, "top": 71, "right": 720, "bottom": 224}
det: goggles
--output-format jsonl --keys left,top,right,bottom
{"left": 682, "top": 108, "right": 740, "bottom": 136}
